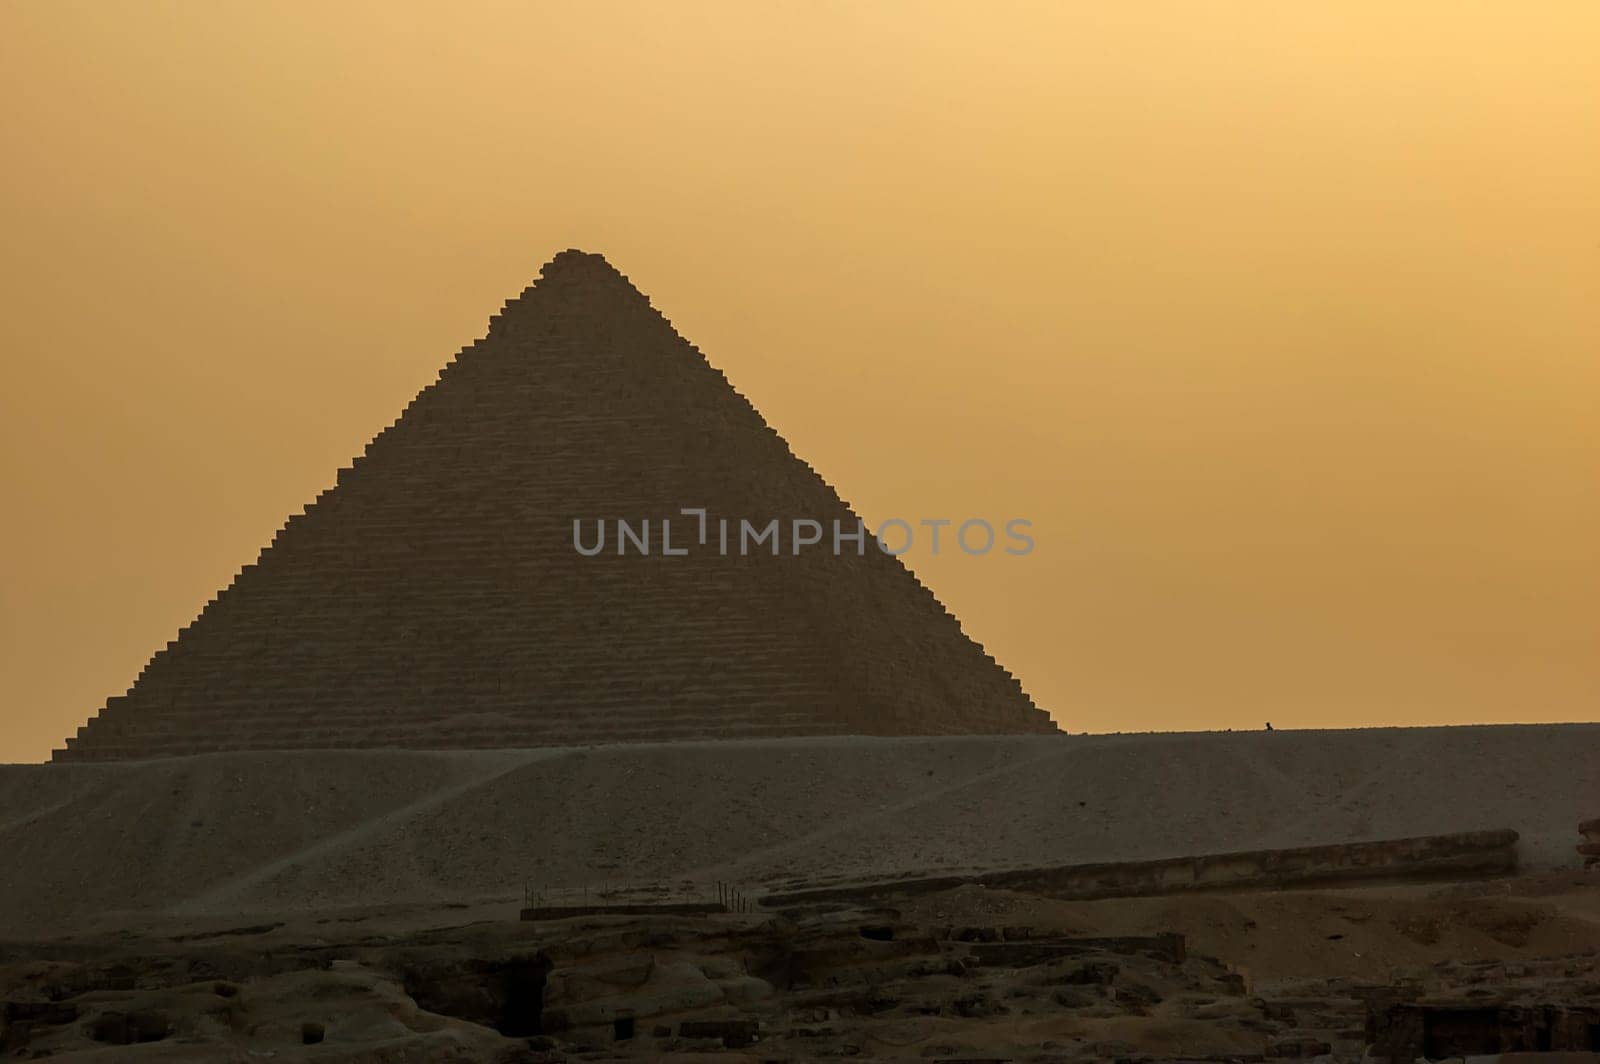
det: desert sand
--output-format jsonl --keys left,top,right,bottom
{"left": 3, "top": 724, "right": 1594, "bottom": 939}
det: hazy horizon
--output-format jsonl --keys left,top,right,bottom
{"left": 3, "top": 2, "right": 1597, "bottom": 762}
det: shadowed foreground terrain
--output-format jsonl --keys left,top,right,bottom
{"left": 2, "top": 725, "right": 1597, "bottom": 1061}
{"left": 5, "top": 873, "right": 1600, "bottom": 1062}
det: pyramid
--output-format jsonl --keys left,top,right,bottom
{"left": 54, "top": 251, "right": 1055, "bottom": 761}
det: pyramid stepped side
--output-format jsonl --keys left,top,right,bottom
{"left": 55, "top": 252, "right": 1054, "bottom": 761}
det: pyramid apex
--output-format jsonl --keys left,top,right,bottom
{"left": 495, "top": 250, "right": 641, "bottom": 335}
{"left": 541, "top": 248, "right": 620, "bottom": 278}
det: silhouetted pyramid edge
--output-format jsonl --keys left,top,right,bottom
{"left": 54, "top": 251, "right": 1056, "bottom": 761}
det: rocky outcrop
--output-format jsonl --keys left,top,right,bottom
{"left": 5, "top": 888, "right": 1599, "bottom": 1061}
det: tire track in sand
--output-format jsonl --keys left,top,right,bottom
{"left": 173, "top": 749, "right": 549, "bottom": 915}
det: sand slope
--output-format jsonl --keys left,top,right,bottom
{"left": 1, "top": 725, "right": 1595, "bottom": 937}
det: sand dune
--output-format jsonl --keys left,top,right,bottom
{"left": 2, "top": 724, "right": 1594, "bottom": 938}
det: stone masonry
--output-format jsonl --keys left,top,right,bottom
{"left": 53, "top": 251, "right": 1056, "bottom": 761}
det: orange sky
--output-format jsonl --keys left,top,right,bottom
{"left": 2, "top": 2, "right": 1597, "bottom": 763}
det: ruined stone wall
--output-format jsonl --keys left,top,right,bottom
{"left": 759, "top": 829, "right": 1521, "bottom": 907}
{"left": 55, "top": 251, "right": 1054, "bottom": 761}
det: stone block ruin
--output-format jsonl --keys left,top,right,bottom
{"left": 54, "top": 250, "right": 1055, "bottom": 761}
